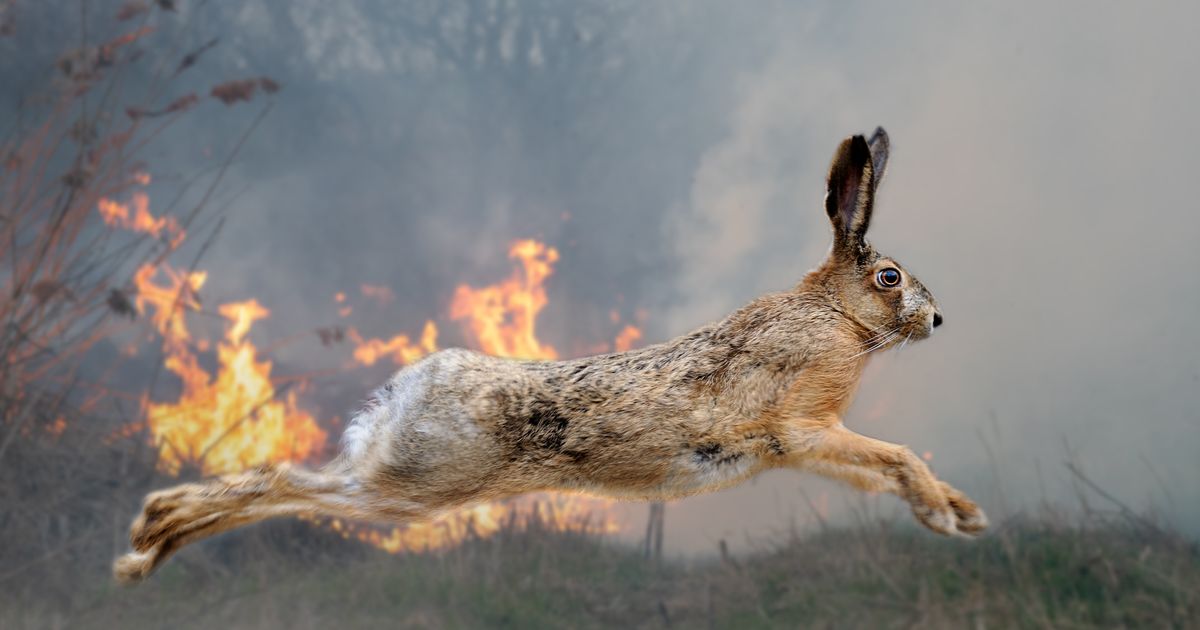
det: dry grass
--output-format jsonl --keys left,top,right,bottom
{"left": 4, "top": 421, "right": 1198, "bottom": 628}
{"left": 1, "top": 502, "right": 1197, "bottom": 629}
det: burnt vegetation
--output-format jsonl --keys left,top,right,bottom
{"left": 0, "top": 2, "right": 1196, "bottom": 629}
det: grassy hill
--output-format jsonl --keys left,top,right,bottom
{"left": 7, "top": 511, "right": 1197, "bottom": 629}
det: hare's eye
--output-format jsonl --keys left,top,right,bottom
{"left": 876, "top": 268, "right": 901, "bottom": 288}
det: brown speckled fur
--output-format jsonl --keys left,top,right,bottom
{"left": 113, "top": 128, "right": 986, "bottom": 584}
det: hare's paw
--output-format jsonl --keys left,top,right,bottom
{"left": 906, "top": 480, "right": 956, "bottom": 535}
{"left": 130, "top": 484, "right": 203, "bottom": 551}
{"left": 113, "top": 548, "right": 162, "bottom": 584}
{"left": 941, "top": 483, "right": 988, "bottom": 536}
{"left": 909, "top": 495, "right": 958, "bottom": 536}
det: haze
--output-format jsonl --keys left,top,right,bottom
{"left": 3, "top": 1, "right": 1195, "bottom": 552}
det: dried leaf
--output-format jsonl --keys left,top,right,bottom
{"left": 61, "top": 164, "right": 92, "bottom": 189}
{"left": 316, "top": 327, "right": 345, "bottom": 346}
{"left": 56, "top": 50, "right": 82, "bottom": 78}
{"left": 164, "top": 92, "right": 199, "bottom": 114}
{"left": 116, "top": 1, "right": 149, "bottom": 21}
{"left": 259, "top": 77, "right": 280, "bottom": 94}
{"left": 210, "top": 79, "right": 258, "bottom": 105}
{"left": 108, "top": 289, "right": 137, "bottom": 320}
{"left": 102, "top": 25, "right": 155, "bottom": 51}
{"left": 57, "top": 27, "right": 154, "bottom": 81}
{"left": 175, "top": 38, "right": 218, "bottom": 76}
{"left": 31, "top": 280, "right": 62, "bottom": 303}
{"left": 126, "top": 93, "right": 198, "bottom": 120}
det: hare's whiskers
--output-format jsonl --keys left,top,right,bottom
{"left": 862, "top": 326, "right": 899, "bottom": 345}
{"left": 864, "top": 326, "right": 901, "bottom": 346}
{"left": 852, "top": 331, "right": 898, "bottom": 359}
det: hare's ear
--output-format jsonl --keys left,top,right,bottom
{"left": 825, "top": 133, "right": 875, "bottom": 250}
{"left": 867, "top": 126, "right": 889, "bottom": 190}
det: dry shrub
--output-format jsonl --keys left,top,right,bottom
{"left": 0, "top": 0, "right": 274, "bottom": 597}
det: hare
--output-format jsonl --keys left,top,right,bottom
{"left": 114, "top": 127, "right": 986, "bottom": 584}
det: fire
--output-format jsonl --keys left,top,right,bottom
{"left": 106, "top": 184, "right": 327, "bottom": 476}
{"left": 348, "top": 240, "right": 642, "bottom": 369}
{"left": 334, "top": 291, "right": 352, "bottom": 318}
{"left": 46, "top": 416, "right": 67, "bottom": 438}
{"left": 131, "top": 263, "right": 205, "bottom": 357}
{"left": 134, "top": 266, "right": 327, "bottom": 475}
{"left": 344, "top": 239, "right": 563, "bottom": 368}
{"left": 347, "top": 321, "right": 438, "bottom": 367}
{"left": 325, "top": 493, "right": 620, "bottom": 552}
{"left": 614, "top": 324, "right": 642, "bottom": 352}
{"left": 97, "top": 188, "right": 184, "bottom": 247}
{"left": 449, "top": 239, "right": 559, "bottom": 360}
{"left": 336, "top": 239, "right": 623, "bottom": 552}
{"left": 107, "top": 184, "right": 627, "bottom": 551}
{"left": 359, "top": 283, "right": 395, "bottom": 305}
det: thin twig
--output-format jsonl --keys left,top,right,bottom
{"left": 1063, "top": 460, "right": 1164, "bottom": 536}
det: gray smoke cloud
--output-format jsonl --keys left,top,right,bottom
{"left": 3, "top": 0, "right": 1196, "bottom": 552}
{"left": 661, "top": 2, "right": 1200, "bottom": 549}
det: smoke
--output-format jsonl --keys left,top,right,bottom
{"left": 3, "top": 0, "right": 1196, "bottom": 551}
{"left": 662, "top": 2, "right": 1200, "bottom": 548}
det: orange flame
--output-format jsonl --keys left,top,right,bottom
{"left": 449, "top": 239, "right": 559, "bottom": 360}
{"left": 333, "top": 291, "right": 353, "bottom": 317}
{"left": 337, "top": 239, "right": 627, "bottom": 552}
{"left": 135, "top": 281, "right": 327, "bottom": 475}
{"left": 131, "top": 263, "right": 205, "bottom": 357}
{"left": 347, "top": 321, "right": 438, "bottom": 367}
{"left": 111, "top": 186, "right": 625, "bottom": 549}
{"left": 97, "top": 188, "right": 184, "bottom": 247}
{"left": 359, "top": 283, "right": 396, "bottom": 305}
{"left": 614, "top": 324, "right": 643, "bottom": 352}
{"left": 325, "top": 493, "right": 619, "bottom": 553}
{"left": 47, "top": 416, "right": 67, "bottom": 438}
{"left": 118, "top": 189, "right": 326, "bottom": 476}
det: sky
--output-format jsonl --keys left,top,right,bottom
{"left": 3, "top": 0, "right": 1197, "bottom": 552}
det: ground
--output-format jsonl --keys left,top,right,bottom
{"left": 5, "top": 511, "right": 1197, "bottom": 629}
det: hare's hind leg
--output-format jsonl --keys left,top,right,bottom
{"left": 797, "top": 424, "right": 987, "bottom": 536}
{"left": 113, "top": 462, "right": 382, "bottom": 584}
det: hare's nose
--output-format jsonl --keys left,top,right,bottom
{"left": 932, "top": 312, "right": 944, "bottom": 328}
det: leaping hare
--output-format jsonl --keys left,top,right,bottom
{"left": 114, "top": 127, "right": 986, "bottom": 583}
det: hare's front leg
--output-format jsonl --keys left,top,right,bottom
{"left": 793, "top": 424, "right": 987, "bottom": 536}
